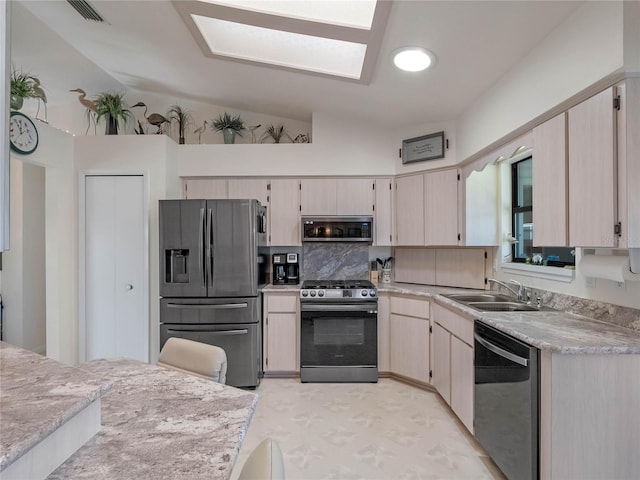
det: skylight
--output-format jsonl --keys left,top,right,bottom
{"left": 172, "top": 0, "right": 390, "bottom": 83}
{"left": 201, "top": 0, "right": 377, "bottom": 29}
{"left": 192, "top": 15, "right": 367, "bottom": 78}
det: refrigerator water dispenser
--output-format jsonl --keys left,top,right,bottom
{"left": 166, "top": 249, "right": 189, "bottom": 283}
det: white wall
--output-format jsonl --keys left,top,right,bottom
{"left": 74, "top": 135, "right": 171, "bottom": 363}
{"left": 4, "top": 121, "right": 77, "bottom": 363}
{"left": 456, "top": 1, "right": 625, "bottom": 162}
{"left": 177, "top": 111, "right": 395, "bottom": 178}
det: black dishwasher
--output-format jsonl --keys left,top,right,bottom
{"left": 474, "top": 321, "right": 539, "bottom": 480}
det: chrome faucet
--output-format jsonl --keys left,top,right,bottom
{"left": 488, "top": 278, "right": 525, "bottom": 302}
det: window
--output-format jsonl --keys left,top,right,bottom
{"left": 511, "top": 157, "right": 574, "bottom": 267}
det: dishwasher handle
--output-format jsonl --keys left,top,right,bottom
{"left": 474, "top": 333, "right": 529, "bottom": 367}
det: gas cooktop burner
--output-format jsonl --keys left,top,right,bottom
{"left": 300, "top": 280, "right": 377, "bottom": 301}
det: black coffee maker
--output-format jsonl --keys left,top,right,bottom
{"left": 272, "top": 253, "right": 299, "bottom": 285}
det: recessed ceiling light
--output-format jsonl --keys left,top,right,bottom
{"left": 393, "top": 47, "right": 436, "bottom": 72}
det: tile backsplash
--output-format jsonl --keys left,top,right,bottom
{"left": 302, "top": 243, "right": 369, "bottom": 280}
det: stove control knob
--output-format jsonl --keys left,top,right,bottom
{"left": 369, "top": 290, "right": 377, "bottom": 297}
{"left": 310, "top": 290, "right": 317, "bottom": 297}
{"left": 301, "top": 290, "right": 308, "bottom": 297}
{"left": 361, "top": 290, "right": 368, "bottom": 297}
{"left": 318, "top": 290, "right": 325, "bottom": 297}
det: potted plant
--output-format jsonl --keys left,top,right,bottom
{"left": 10, "top": 68, "right": 47, "bottom": 111}
{"left": 166, "top": 105, "right": 193, "bottom": 144}
{"left": 260, "top": 124, "right": 292, "bottom": 144}
{"left": 211, "top": 112, "right": 245, "bottom": 144}
{"left": 94, "top": 91, "right": 133, "bottom": 135}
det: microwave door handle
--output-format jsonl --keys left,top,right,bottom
{"left": 166, "top": 302, "right": 248, "bottom": 309}
{"left": 166, "top": 328, "right": 248, "bottom": 335}
{"left": 474, "top": 333, "right": 528, "bottom": 367}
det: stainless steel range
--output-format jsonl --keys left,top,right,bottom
{"left": 299, "top": 280, "right": 378, "bottom": 383}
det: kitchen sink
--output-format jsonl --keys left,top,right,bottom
{"left": 443, "top": 293, "right": 516, "bottom": 303}
{"left": 466, "top": 302, "right": 543, "bottom": 312}
{"left": 443, "top": 293, "right": 556, "bottom": 312}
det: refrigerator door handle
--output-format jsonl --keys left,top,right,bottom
{"left": 166, "top": 302, "right": 248, "bottom": 309}
{"left": 207, "top": 207, "right": 213, "bottom": 288}
{"left": 166, "top": 328, "right": 248, "bottom": 335}
{"left": 199, "top": 207, "right": 205, "bottom": 283}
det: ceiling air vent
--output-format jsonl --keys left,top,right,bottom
{"left": 67, "top": 0, "right": 105, "bottom": 22}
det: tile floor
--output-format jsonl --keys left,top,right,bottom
{"left": 231, "top": 378, "right": 505, "bottom": 480}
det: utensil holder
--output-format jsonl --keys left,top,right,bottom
{"left": 382, "top": 268, "right": 391, "bottom": 283}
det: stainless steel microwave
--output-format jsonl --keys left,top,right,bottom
{"left": 302, "top": 217, "right": 373, "bottom": 243}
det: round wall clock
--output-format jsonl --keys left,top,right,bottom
{"left": 9, "top": 111, "right": 39, "bottom": 155}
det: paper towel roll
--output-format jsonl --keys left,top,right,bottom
{"left": 579, "top": 254, "right": 640, "bottom": 282}
{"left": 630, "top": 248, "right": 640, "bottom": 274}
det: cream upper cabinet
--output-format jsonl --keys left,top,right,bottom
{"left": 300, "top": 178, "right": 374, "bottom": 216}
{"left": 227, "top": 179, "right": 269, "bottom": 205}
{"left": 300, "top": 179, "right": 337, "bottom": 215}
{"left": 269, "top": 179, "right": 301, "bottom": 246}
{"left": 183, "top": 178, "right": 226, "bottom": 199}
{"left": 424, "top": 169, "right": 460, "bottom": 246}
{"left": 533, "top": 113, "right": 568, "bottom": 247}
{"left": 336, "top": 178, "right": 374, "bottom": 215}
{"left": 263, "top": 292, "right": 298, "bottom": 373}
{"left": 374, "top": 178, "right": 393, "bottom": 246}
{"left": 389, "top": 295, "right": 430, "bottom": 384}
{"left": 395, "top": 174, "right": 425, "bottom": 246}
{"left": 568, "top": 86, "right": 618, "bottom": 247}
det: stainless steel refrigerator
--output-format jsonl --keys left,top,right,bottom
{"left": 159, "top": 199, "right": 267, "bottom": 387}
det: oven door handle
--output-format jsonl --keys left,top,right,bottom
{"left": 300, "top": 303, "right": 377, "bottom": 313}
{"left": 474, "top": 333, "right": 528, "bottom": 367}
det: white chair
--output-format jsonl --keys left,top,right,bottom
{"left": 157, "top": 337, "right": 227, "bottom": 384}
{"left": 237, "top": 438, "right": 285, "bottom": 480}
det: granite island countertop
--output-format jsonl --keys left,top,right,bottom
{"left": 378, "top": 282, "right": 640, "bottom": 354}
{"left": 0, "top": 342, "right": 112, "bottom": 473}
{"left": 47, "top": 358, "right": 258, "bottom": 480}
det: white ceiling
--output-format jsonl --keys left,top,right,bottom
{"left": 12, "top": 0, "right": 584, "bottom": 127}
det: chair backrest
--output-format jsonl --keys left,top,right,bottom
{"left": 157, "top": 337, "right": 227, "bottom": 384}
{"left": 237, "top": 438, "right": 285, "bottom": 480}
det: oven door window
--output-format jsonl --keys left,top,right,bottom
{"left": 301, "top": 309, "right": 377, "bottom": 367}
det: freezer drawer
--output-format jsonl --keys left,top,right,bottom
{"left": 160, "top": 322, "right": 261, "bottom": 388}
{"left": 160, "top": 297, "right": 260, "bottom": 325}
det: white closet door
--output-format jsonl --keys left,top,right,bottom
{"left": 85, "top": 175, "right": 147, "bottom": 361}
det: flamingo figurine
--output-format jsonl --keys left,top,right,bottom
{"left": 193, "top": 120, "right": 208, "bottom": 144}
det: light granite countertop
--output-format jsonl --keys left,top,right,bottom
{"left": 0, "top": 342, "right": 113, "bottom": 472}
{"left": 261, "top": 283, "right": 301, "bottom": 292}
{"left": 47, "top": 358, "right": 258, "bottom": 480}
{"left": 379, "top": 283, "right": 640, "bottom": 354}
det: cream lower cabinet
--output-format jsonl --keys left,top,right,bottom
{"left": 389, "top": 295, "right": 430, "bottom": 384}
{"left": 377, "top": 293, "right": 390, "bottom": 372}
{"left": 432, "top": 303, "right": 474, "bottom": 433}
{"left": 263, "top": 292, "right": 298, "bottom": 374}
{"left": 540, "top": 352, "right": 640, "bottom": 479}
